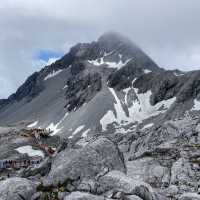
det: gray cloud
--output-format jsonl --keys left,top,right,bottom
{"left": 0, "top": 0, "right": 200, "bottom": 98}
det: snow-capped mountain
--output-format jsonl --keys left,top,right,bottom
{"left": 1, "top": 32, "right": 200, "bottom": 199}
{"left": 0, "top": 32, "right": 199, "bottom": 140}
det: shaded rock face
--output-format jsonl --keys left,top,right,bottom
{"left": 107, "top": 62, "right": 147, "bottom": 90}
{"left": 44, "top": 137, "right": 126, "bottom": 187}
{"left": 0, "top": 177, "right": 37, "bottom": 200}
{"left": 65, "top": 71, "right": 102, "bottom": 112}
{"left": 134, "top": 70, "right": 200, "bottom": 105}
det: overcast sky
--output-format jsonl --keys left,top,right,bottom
{"left": 0, "top": 0, "right": 200, "bottom": 98}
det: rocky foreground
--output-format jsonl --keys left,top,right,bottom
{"left": 0, "top": 114, "right": 200, "bottom": 200}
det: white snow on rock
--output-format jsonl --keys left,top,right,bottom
{"left": 47, "top": 123, "right": 61, "bottom": 136}
{"left": 63, "top": 84, "right": 68, "bottom": 89}
{"left": 174, "top": 72, "right": 185, "bottom": 77}
{"left": 191, "top": 99, "right": 200, "bottom": 111}
{"left": 100, "top": 110, "right": 116, "bottom": 131}
{"left": 100, "top": 88, "right": 129, "bottom": 131}
{"left": 127, "top": 88, "right": 176, "bottom": 122}
{"left": 44, "top": 69, "right": 63, "bottom": 81}
{"left": 16, "top": 145, "right": 44, "bottom": 158}
{"left": 88, "top": 53, "right": 131, "bottom": 70}
{"left": 47, "top": 112, "right": 69, "bottom": 135}
{"left": 100, "top": 87, "right": 176, "bottom": 131}
{"left": 124, "top": 88, "right": 132, "bottom": 105}
{"left": 142, "top": 123, "right": 154, "bottom": 130}
{"left": 111, "top": 87, "right": 175, "bottom": 123}
{"left": 81, "top": 129, "right": 90, "bottom": 138}
{"left": 27, "top": 121, "right": 38, "bottom": 128}
{"left": 144, "top": 69, "right": 152, "bottom": 74}
{"left": 109, "top": 88, "right": 129, "bottom": 122}
{"left": 68, "top": 125, "right": 85, "bottom": 139}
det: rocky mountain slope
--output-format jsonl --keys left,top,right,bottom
{"left": 1, "top": 32, "right": 200, "bottom": 199}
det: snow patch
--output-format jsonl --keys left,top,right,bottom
{"left": 101, "top": 87, "right": 175, "bottom": 131}
{"left": 16, "top": 145, "right": 44, "bottom": 158}
{"left": 109, "top": 88, "right": 129, "bottom": 122}
{"left": 124, "top": 88, "right": 132, "bottom": 105}
{"left": 81, "top": 129, "right": 90, "bottom": 138}
{"left": 47, "top": 123, "right": 61, "bottom": 135}
{"left": 128, "top": 88, "right": 176, "bottom": 122}
{"left": 47, "top": 112, "right": 69, "bottom": 135}
{"left": 174, "top": 72, "right": 185, "bottom": 76}
{"left": 88, "top": 53, "right": 131, "bottom": 70}
{"left": 69, "top": 125, "right": 85, "bottom": 139}
{"left": 63, "top": 84, "right": 68, "bottom": 89}
{"left": 142, "top": 123, "right": 154, "bottom": 130}
{"left": 191, "top": 99, "right": 200, "bottom": 111}
{"left": 144, "top": 69, "right": 152, "bottom": 74}
{"left": 27, "top": 121, "right": 38, "bottom": 128}
{"left": 44, "top": 69, "right": 63, "bottom": 81}
{"left": 100, "top": 110, "right": 116, "bottom": 131}
{"left": 100, "top": 88, "right": 129, "bottom": 131}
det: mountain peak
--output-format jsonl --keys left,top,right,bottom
{"left": 98, "top": 31, "right": 131, "bottom": 43}
{"left": 98, "top": 31, "right": 138, "bottom": 50}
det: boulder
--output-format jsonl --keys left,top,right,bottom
{"left": 22, "top": 157, "right": 52, "bottom": 178}
{"left": 0, "top": 177, "right": 37, "bottom": 200}
{"left": 44, "top": 137, "right": 126, "bottom": 187}
{"left": 98, "top": 170, "right": 155, "bottom": 200}
{"left": 179, "top": 193, "right": 200, "bottom": 200}
{"left": 126, "top": 195, "right": 143, "bottom": 200}
{"left": 64, "top": 192, "right": 104, "bottom": 200}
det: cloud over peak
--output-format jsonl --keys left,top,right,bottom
{"left": 0, "top": 0, "right": 200, "bottom": 98}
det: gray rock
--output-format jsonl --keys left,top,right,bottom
{"left": 126, "top": 195, "right": 143, "bottom": 200}
{"left": 179, "top": 193, "right": 200, "bottom": 200}
{"left": 22, "top": 157, "right": 52, "bottom": 178}
{"left": 0, "top": 177, "right": 37, "bottom": 200}
{"left": 64, "top": 192, "right": 104, "bottom": 200}
{"left": 44, "top": 137, "right": 126, "bottom": 187}
{"left": 98, "top": 170, "right": 155, "bottom": 200}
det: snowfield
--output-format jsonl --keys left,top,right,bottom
{"left": 47, "top": 112, "right": 69, "bottom": 135}
{"left": 100, "top": 87, "right": 176, "bottom": 131}
{"left": 88, "top": 53, "right": 131, "bottom": 70}
{"left": 144, "top": 69, "right": 152, "bottom": 74}
{"left": 100, "top": 110, "right": 116, "bottom": 131}
{"left": 16, "top": 145, "right": 44, "bottom": 158}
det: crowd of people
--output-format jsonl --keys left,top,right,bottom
{"left": 0, "top": 158, "right": 42, "bottom": 169}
